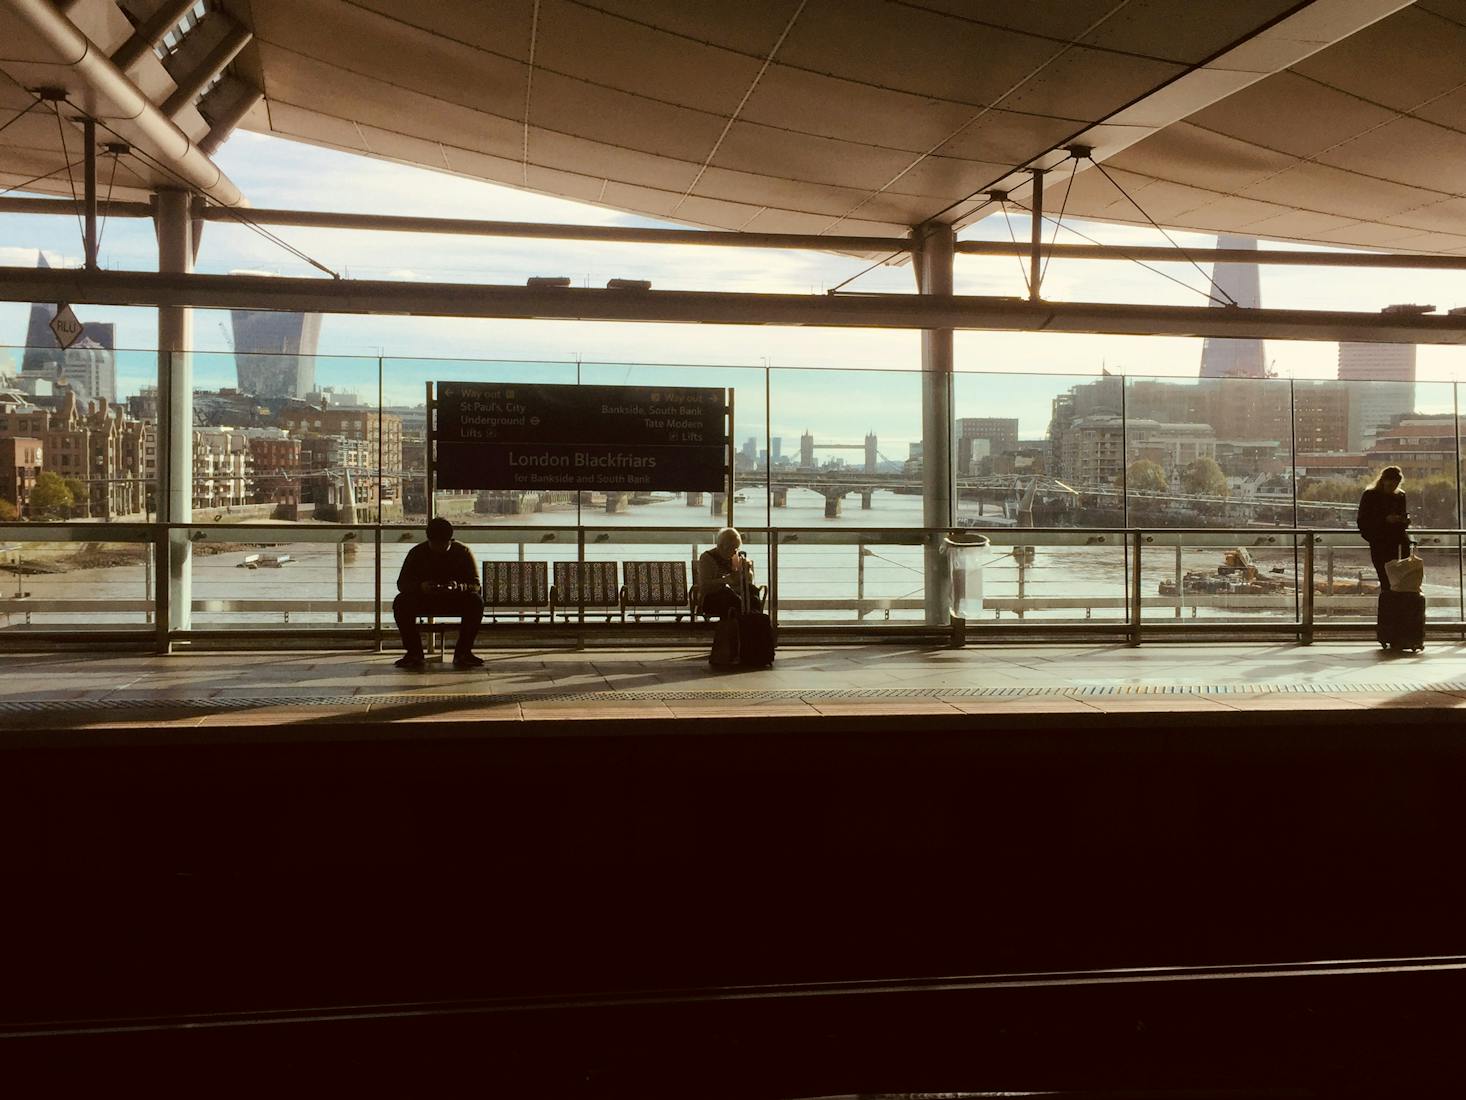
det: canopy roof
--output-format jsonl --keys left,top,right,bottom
{"left": 2, "top": 0, "right": 1464, "bottom": 254}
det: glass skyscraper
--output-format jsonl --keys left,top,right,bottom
{"left": 230, "top": 306, "right": 322, "bottom": 399}
{"left": 1198, "top": 234, "right": 1266, "bottom": 380}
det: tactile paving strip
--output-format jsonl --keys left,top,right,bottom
{"left": 2, "top": 679, "right": 1465, "bottom": 715}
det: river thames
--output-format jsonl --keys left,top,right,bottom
{"left": 2, "top": 487, "right": 1448, "bottom": 628}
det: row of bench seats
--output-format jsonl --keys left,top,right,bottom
{"left": 482, "top": 560, "right": 714, "bottom": 622}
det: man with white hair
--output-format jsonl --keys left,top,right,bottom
{"left": 697, "top": 526, "right": 759, "bottom": 620}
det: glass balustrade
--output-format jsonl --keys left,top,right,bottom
{"left": 3, "top": 345, "right": 1466, "bottom": 642}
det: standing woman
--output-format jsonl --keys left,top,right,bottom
{"left": 1357, "top": 465, "right": 1411, "bottom": 590}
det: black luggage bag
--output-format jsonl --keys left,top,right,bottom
{"left": 1377, "top": 589, "right": 1425, "bottom": 652}
{"left": 709, "top": 615, "right": 740, "bottom": 667}
{"left": 737, "top": 608, "right": 776, "bottom": 667}
{"left": 735, "top": 567, "right": 775, "bottom": 667}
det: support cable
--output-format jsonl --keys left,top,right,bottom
{"left": 1086, "top": 157, "right": 1237, "bottom": 306}
{"left": 94, "top": 149, "right": 122, "bottom": 257}
{"left": 828, "top": 198, "right": 995, "bottom": 295}
{"left": 120, "top": 136, "right": 340, "bottom": 277}
{"left": 1040, "top": 158, "right": 1078, "bottom": 286}
{"left": 1009, "top": 197, "right": 1229, "bottom": 306}
{"left": 52, "top": 103, "right": 87, "bottom": 254}
{"left": 0, "top": 98, "right": 42, "bottom": 138}
{"left": 0, "top": 157, "right": 88, "bottom": 199}
{"left": 49, "top": 91, "right": 340, "bottom": 279}
{"left": 826, "top": 252, "right": 901, "bottom": 295}
{"left": 997, "top": 199, "right": 1031, "bottom": 295}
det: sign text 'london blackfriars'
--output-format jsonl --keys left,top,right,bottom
{"left": 434, "top": 382, "right": 728, "bottom": 492}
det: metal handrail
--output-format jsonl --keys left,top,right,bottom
{"left": 5, "top": 523, "right": 1464, "bottom": 643}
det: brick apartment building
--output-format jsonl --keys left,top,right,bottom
{"left": 280, "top": 405, "right": 403, "bottom": 502}
{"left": 1367, "top": 416, "right": 1456, "bottom": 482}
{"left": 242, "top": 428, "right": 302, "bottom": 510}
{"left": 0, "top": 436, "right": 42, "bottom": 514}
{"left": 0, "top": 391, "right": 148, "bottom": 517}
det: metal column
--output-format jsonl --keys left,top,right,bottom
{"left": 155, "top": 189, "right": 194, "bottom": 647}
{"left": 914, "top": 221, "right": 955, "bottom": 625}
{"left": 1028, "top": 168, "right": 1045, "bottom": 302}
{"left": 82, "top": 118, "right": 98, "bottom": 270}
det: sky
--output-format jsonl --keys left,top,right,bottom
{"left": 3, "top": 129, "right": 1466, "bottom": 446}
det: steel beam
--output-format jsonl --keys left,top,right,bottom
{"left": 7, "top": 0, "right": 242, "bottom": 206}
{"left": 0, "top": 197, "right": 153, "bottom": 219}
{"left": 200, "top": 207, "right": 908, "bottom": 252}
{"left": 7, "top": 196, "right": 1466, "bottom": 273}
{"left": 159, "top": 21, "right": 254, "bottom": 118}
{"left": 0, "top": 196, "right": 906, "bottom": 251}
{"left": 957, "top": 240, "right": 1466, "bottom": 270}
{"left": 4, "top": 265, "right": 1466, "bottom": 344}
{"left": 111, "top": 0, "right": 202, "bottom": 72}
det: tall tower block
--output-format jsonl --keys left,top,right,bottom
{"left": 230, "top": 303, "right": 323, "bottom": 399}
{"left": 1199, "top": 234, "right": 1265, "bottom": 379}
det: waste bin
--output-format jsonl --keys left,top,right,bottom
{"left": 944, "top": 531, "right": 991, "bottom": 622}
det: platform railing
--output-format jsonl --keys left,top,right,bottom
{"left": 2, "top": 521, "right": 1464, "bottom": 647}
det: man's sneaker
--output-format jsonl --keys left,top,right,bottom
{"left": 452, "top": 653, "right": 485, "bottom": 670}
{"left": 394, "top": 654, "right": 426, "bottom": 670}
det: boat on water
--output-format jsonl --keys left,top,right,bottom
{"left": 238, "top": 553, "right": 294, "bottom": 569}
{"left": 1158, "top": 547, "right": 1377, "bottom": 597}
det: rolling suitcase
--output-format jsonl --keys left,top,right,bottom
{"left": 1377, "top": 590, "right": 1425, "bottom": 652}
{"left": 709, "top": 615, "right": 740, "bottom": 667}
{"left": 735, "top": 568, "right": 775, "bottom": 668}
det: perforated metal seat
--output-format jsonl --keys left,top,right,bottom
{"left": 620, "top": 560, "right": 691, "bottom": 621}
{"left": 482, "top": 560, "right": 551, "bottom": 622}
{"left": 551, "top": 561, "right": 621, "bottom": 622}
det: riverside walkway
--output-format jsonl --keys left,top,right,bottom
{"left": 5, "top": 640, "right": 1466, "bottom": 732}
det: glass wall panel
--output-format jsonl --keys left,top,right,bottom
{"left": 1413, "top": 533, "right": 1464, "bottom": 624}
{"left": 768, "top": 367, "right": 924, "bottom": 528}
{"left": 187, "top": 528, "right": 376, "bottom": 629}
{"left": 427, "top": 526, "right": 580, "bottom": 628}
{"left": 965, "top": 529, "right": 1130, "bottom": 624}
{"left": 1139, "top": 531, "right": 1301, "bottom": 625}
{"left": 952, "top": 372, "right": 1120, "bottom": 528}
{"left": 581, "top": 526, "right": 736, "bottom": 624}
{"left": 578, "top": 361, "right": 766, "bottom": 529}
{"left": 0, "top": 534, "right": 155, "bottom": 629}
{"left": 383, "top": 357, "right": 579, "bottom": 528}
{"left": 772, "top": 531, "right": 926, "bottom": 624}
{"left": 190, "top": 351, "right": 382, "bottom": 525}
{"left": 1125, "top": 375, "right": 1293, "bottom": 528}
{"left": 1312, "top": 535, "right": 1382, "bottom": 624}
{"left": 1294, "top": 379, "right": 1459, "bottom": 529}
{"left": 1, "top": 345, "right": 159, "bottom": 522}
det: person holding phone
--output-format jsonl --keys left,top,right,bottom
{"left": 393, "top": 516, "right": 483, "bottom": 669}
{"left": 697, "top": 526, "right": 760, "bottom": 620}
{"left": 1357, "top": 465, "right": 1411, "bottom": 591}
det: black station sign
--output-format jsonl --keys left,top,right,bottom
{"left": 434, "top": 381, "right": 728, "bottom": 492}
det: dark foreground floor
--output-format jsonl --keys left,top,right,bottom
{"left": 5, "top": 689, "right": 1466, "bottom": 1095}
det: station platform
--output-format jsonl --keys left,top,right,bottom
{"left": 8, "top": 638, "right": 1466, "bottom": 1093}
{"left": 4, "top": 638, "right": 1466, "bottom": 733}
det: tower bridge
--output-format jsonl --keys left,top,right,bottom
{"left": 715, "top": 471, "right": 1083, "bottom": 519}
{"left": 799, "top": 431, "right": 880, "bottom": 476}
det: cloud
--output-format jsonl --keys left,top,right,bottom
{"left": 0, "top": 246, "right": 75, "bottom": 268}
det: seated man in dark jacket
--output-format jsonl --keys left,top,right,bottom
{"left": 393, "top": 516, "right": 483, "bottom": 669}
